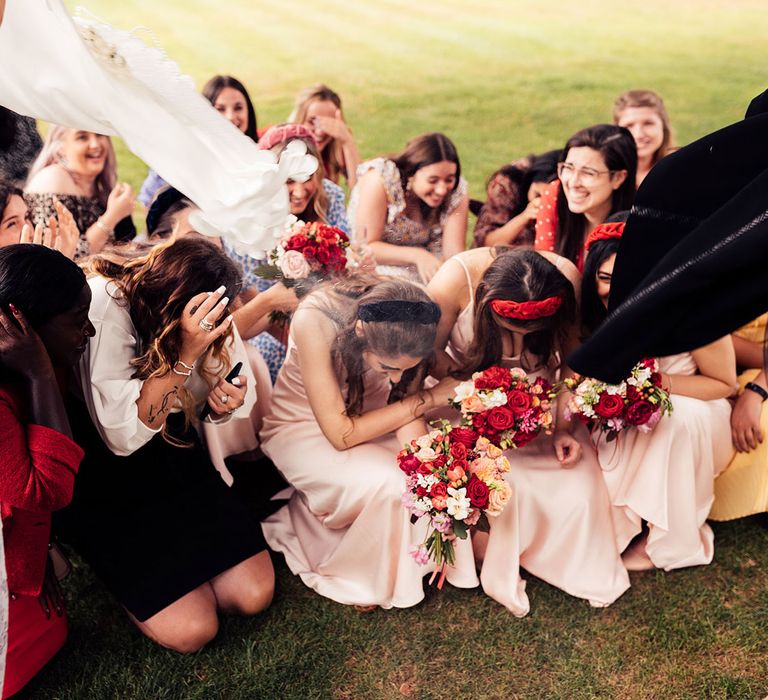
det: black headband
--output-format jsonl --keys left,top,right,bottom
{"left": 357, "top": 300, "right": 440, "bottom": 324}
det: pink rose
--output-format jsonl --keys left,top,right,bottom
{"left": 486, "top": 481, "right": 513, "bottom": 517}
{"left": 280, "top": 250, "right": 311, "bottom": 279}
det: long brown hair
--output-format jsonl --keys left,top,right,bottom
{"left": 393, "top": 132, "right": 461, "bottom": 227}
{"left": 460, "top": 248, "right": 577, "bottom": 373}
{"left": 555, "top": 124, "right": 637, "bottom": 264}
{"left": 87, "top": 237, "right": 242, "bottom": 438}
{"left": 311, "top": 274, "right": 440, "bottom": 417}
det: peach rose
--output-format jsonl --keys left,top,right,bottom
{"left": 486, "top": 481, "right": 513, "bottom": 517}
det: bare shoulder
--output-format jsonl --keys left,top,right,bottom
{"left": 25, "top": 164, "right": 79, "bottom": 195}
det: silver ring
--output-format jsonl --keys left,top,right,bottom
{"left": 221, "top": 394, "right": 229, "bottom": 403}
{"left": 199, "top": 318, "right": 215, "bottom": 333}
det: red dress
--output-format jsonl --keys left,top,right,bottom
{"left": 0, "top": 383, "right": 82, "bottom": 699}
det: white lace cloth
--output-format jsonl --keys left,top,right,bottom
{"left": 0, "top": 1, "right": 317, "bottom": 256}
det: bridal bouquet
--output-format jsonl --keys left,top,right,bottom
{"left": 450, "top": 366, "right": 556, "bottom": 450}
{"left": 563, "top": 358, "right": 673, "bottom": 441}
{"left": 254, "top": 220, "right": 350, "bottom": 321}
{"left": 399, "top": 422, "right": 512, "bottom": 588}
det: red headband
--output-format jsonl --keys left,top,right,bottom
{"left": 584, "top": 222, "right": 625, "bottom": 252}
{"left": 490, "top": 296, "right": 563, "bottom": 320}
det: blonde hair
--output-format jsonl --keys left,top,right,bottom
{"left": 26, "top": 125, "right": 117, "bottom": 207}
{"left": 613, "top": 89, "right": 674, "bottom": 166}
{"left": 288, "top": 84, "right": 347, "bottom": 184}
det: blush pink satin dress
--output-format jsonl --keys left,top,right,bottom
{"left": 597, "top": 353, "right": 734, "bottom": 570}
{"left": 259, "top": 326, "right": 479, "bottom": 608}
{"left": 446, "top": 256, "right": 630, "bottom": 616}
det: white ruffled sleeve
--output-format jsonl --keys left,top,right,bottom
{"left": 76, "top": 276, "right": 161, "bottom": 456}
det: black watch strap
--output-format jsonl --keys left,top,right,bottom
{"left": 745, "top": 381, "right": 768, "bottom": 402}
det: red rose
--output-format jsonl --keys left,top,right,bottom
{"left": 449, "top": 427, "right": 479, "bottom": 448}
{"left": 594, "top": 393, "right": 624, "bottom": 418}
{"left": 450, "top": 442, "right": 467, "bottom": 460}
{"left": 650, "top": 372, "right": 662, "bottom": 387}
{"left": 287, "top": 233, "right": 311, "bottom": 251}
{"left": 432, "top": 455, "right": 446, "bottom": 469}
{"left": 507, "top": 390, "right": 533, "bottom": 417}
{"left": 474, "top": 366, "right": 512, "bottom": 392}
{"left": 302, "top": 244, "right": 318, "bottom": 260}
{"left": 416, "top": 485, "right": 427, "bottom": 497}
{"left": 465, "top": 475, "right": 490, "bottom": 509}
{"left": 626, "top": 386, "right": 641, "bottom": 403}
{"left": 626, "top": 400, "right": 654, "bottom": 426}
{"left": 398, "top": 452, "right": 422, "bottom": 474}
{"left": 316, "top": 246, "right": 331, "bottom": 264}
{"left": 487, "top": 406, "right": 516, "bottom": 431}
{"left": 513, "top": 431, "right": 536, "bottom": 448}
{"left": 429, "top": 481, "right": 448, "bottom": 499}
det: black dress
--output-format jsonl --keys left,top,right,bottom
{"left": 57, "top": 397, "right": 267, "bottom": 622}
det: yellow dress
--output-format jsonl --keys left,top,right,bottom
{"left": 709, "top": 314, "right": 768, "bottom": 521}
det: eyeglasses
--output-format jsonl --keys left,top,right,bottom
{"left": 557, "top": 162, "right": 613, "bottom": 186}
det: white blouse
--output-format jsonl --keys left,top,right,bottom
{"left": 76, "top": 275, "right": 257, "bottom": 459}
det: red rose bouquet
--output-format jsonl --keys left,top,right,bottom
{"left": 563, "top": 358, "right": 673, "bottom": 441}
{"left": 399, "top": 422, "right": 512, "bottom": 588}
{"left": 254, "top": 220, "right": 350, "bottom": 320}
{"left": 450, "top": 366, "right": 556, "bottom": 450}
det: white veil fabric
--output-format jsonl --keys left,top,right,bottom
{"left": 0, "top": 0, "right": 318, "bottom": 256}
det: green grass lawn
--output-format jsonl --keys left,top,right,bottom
{"left": 25, "top": 2, "right": 768, "bottom": 698}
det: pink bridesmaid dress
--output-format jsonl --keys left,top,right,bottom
{"left": 597, "top": 353, "right": 734, "bottom": 570}
{"left": 259, "top": 333, "right": 479, "bottom": 608}
{"left": 446, "top": 257, "right": 629, "bottom": 616}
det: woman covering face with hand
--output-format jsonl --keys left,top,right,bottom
{"left": 57, "top": 236, "right": 274, "bottom": 654}
{"left": 0, "top": 245, "right": 94, "bottom": 698}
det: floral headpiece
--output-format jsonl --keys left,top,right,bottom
{"left": 490, "top": 296, "right": 563, "bottom": 320}
{"left": 584, "top": 222, "right": 625, "bottom": 252}
{"left": 259, "top": 124, "right": 315, "bottom": 151}
{"left": 358, "top": 300, "right": 441, "bottom": 324}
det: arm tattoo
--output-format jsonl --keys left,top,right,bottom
{"left": 147, "top": 387, "right": 179, "bottom": 425}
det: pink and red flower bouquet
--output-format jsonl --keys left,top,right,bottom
{"left": 563, "top": 358, "right": 673, "bottom": 441}
{"left": 450, "top": 366, "right": 556, "bottom": 450}
{"left": 254, "top": 220, "right": 350, "bottom": 321}
{"left": 399, "top": 422, "right": 512, "bottom": 588}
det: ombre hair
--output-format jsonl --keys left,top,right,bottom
{"left": 87, "top": 236, "right": 241, "bottom": 438}
{"left": 289, "top": 84, "right": 347, "bottom": 184}
{"left": 460, "top": 248, "right": 577, "bottom": 374}
{"left": 613, "top": 89, "right": 674, "bottom": 166}
{"left": 26, "top": 126, "right": 117, "bottom": 208}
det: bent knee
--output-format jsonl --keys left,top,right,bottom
{"left": 232, "top": 578, "right": 275, "bottom": 615}
{"left": 150, "top": 616, "right": 219, "bottom": 654}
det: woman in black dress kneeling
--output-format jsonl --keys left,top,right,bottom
{"left": 59, "top": 236, "right": 274, "bottom": 653}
